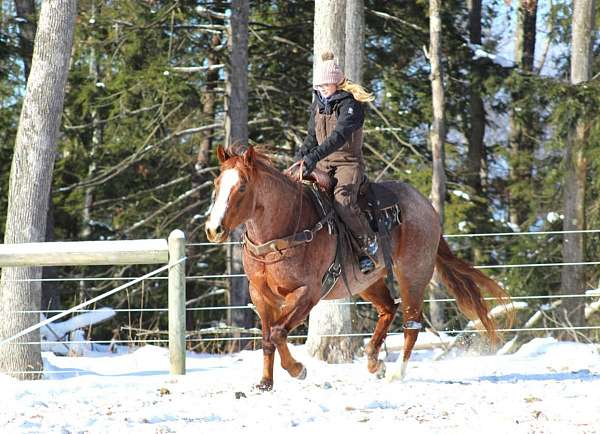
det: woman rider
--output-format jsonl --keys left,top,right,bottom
{"left": 295, "top": 51, "right": 377, "bottom": 274}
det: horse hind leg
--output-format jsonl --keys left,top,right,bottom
{"left": 387, "top": 298, "right": 424, "bottom": 382}
{"left": 358, "top": 279, "right": 399, "bottom": 379}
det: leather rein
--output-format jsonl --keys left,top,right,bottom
{"left": 242, "top": 161, "right": 332, "bottom": 264}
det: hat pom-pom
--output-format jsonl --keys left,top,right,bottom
{"left": 321, "top": 51, "right": 335, "bottom": 61}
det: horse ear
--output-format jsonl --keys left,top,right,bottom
{"left": 243, "top": 145, "right": 255, "bottom": 166}
{"left": 217, "top": 145, "right": 228, "bottom": 163}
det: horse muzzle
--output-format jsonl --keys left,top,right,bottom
{"left": 205, "top": 224, "right": 229, "bottom": 243}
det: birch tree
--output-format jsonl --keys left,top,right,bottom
{"left": 0, "top": 0, "right": 77, "bottom": 380}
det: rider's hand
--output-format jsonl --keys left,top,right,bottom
{"left": 294, "top": 146, "right": 309, "bottom": 162}
{"left": 302, "top": 152, "right": 318, "bottom": 178}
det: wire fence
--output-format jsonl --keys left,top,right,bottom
{"left": 9, "top": 324, "right": 600, "bottom": 348}
{"left": 1, "top": 228, "right": 599, "bottom": 371}
{"left": 9, "top": 291, "right": 600, "bottom": 314}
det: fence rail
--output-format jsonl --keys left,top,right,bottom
{"left": 0, "top": 230, "right": 187, "bottom": 376}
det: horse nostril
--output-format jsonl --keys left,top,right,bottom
{"left": 205, "top": 224, "right": 226, "bottom": 242}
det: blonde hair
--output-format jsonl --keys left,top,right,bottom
{"left": 339, "top": 79, "right": 375, "bottom": 103}
{"left": 319, "top": 51, "right": 375, "bottom": 102}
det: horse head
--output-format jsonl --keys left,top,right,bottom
{"left": 205, "top": 144, "right": 258, "bottom": 243}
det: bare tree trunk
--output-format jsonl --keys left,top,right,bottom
{"left": 196, "top": 34, "right": 221, "bottom": 171}
{"left": 76, "top": 0, "right": 103, "bottom": 308}
{"left": 0, "top": 0, "right": 76, "bottom": 380}
{"left": 14, "top": 0, "right": 36, "bottom": 79}
{"left": 306, "top": 0, "right": 355, "bottom": 363}
{"left": 80, "top": 0, "right": 101, "bottom": 241}
{"left": 13, "top": 0, "right": 59, "bottom": 311}
{"left": 311, "top": 0, "right": 345, "bottom": 81}
{"left": 465, "top": 0, "right": 485, "bottom": 195}
{"left": 187, "top": 33, "right": 222, "bottom": 332}
{"left": 338, "top": 0, "right": 366, "bottom": 358}
{"left": 559, "top": 0, "right": 595, "bottom": 331}
{"left": 344, "top": 0, "right": 364, "bottom": 84}
{"left": 41, "top": 195, "right": 60, "bottom": 313}
{"left": 224, "top": 0, "right": 252, "bottom": 348}
{"left": 465, "top": 0, "right": 486, "bottom": 266}
{"left": 427, "top": 0, "right": 447, "bottom": 331}
{"left": 509, "top": 0, "right": 537, "bottom": 228}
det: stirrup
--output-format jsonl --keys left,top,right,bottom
{"left": 366, "top": 237, "right": 378, "bottom": 256}
{"left": 359, "top": 255, "right": 375, "bottom": 274}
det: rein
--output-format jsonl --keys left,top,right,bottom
{"left": 243, "top": 162, "right": 331, "bottom": 265}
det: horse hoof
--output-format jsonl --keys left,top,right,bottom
{"left": 255, "top": 379, "right": 273, "bottom": 391}
{"left": 386, "top": 361, "right": 407, "bottom": 383}
{"left": 375, "top": 361, "right": 386, "bottom": 379}
{"left": 295, "top": 365, "right": 307, "bottom": 380}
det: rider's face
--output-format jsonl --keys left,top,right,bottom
{"left": 317, "top": 83, "right": 337, "bottom": 98}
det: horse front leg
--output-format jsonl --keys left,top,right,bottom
{"left": 249, "top": 283, "right": 276, "bottom": 391}
{"left": 257, "top": 320, "right": 276, "bottom": 391}
{"left": 270, "top": 285, "right": 316, "bottom": 380}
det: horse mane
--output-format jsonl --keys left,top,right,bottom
{"left": 220, "top": 147, "right": 299, "bottom": 190}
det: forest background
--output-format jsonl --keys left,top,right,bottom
{"left": 0, "top": 0, "right": 599, "bottom": 359}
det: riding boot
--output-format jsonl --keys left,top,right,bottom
{"left": 357, "top": 235, "right": 378, "bottom": 274}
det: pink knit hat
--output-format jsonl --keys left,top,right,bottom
{"left": 313, "top": 51, "right": 345, "bottom": 89}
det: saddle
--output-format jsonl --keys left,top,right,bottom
{"left": 307, "top": 167, "right": 401, "bottom": 235}
{"left": 304, "top": 167, "right": 402, "bottom": 299}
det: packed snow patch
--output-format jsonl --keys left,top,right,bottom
{"left": 0, "top": 338, "right": 599, "bottom": 433}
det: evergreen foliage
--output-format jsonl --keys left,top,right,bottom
{"left": 0, "top": 1, "right": 599, "bottom": 349}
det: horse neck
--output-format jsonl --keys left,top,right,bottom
{"left": 245, "top": 166, "right": 316, "bottom": 243}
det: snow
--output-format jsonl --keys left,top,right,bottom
{"left": 41, "top": 308, "right": 115, "bottom": 355}
{"left": 469, "top": 43, "right": 515, "bottom": 68}
{"left": 1, "top": 338, "right": 599, "bottom": 433}
{"left": 547, "top": 211, "right": 563, "bottom": 223}
{"left": 452, "top": 189, "right": 471, "bottom": 201}
{"left": 506, "top": 221, "right": 521, "bottom": 232}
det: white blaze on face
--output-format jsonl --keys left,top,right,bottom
{"left": 206, "top": 168, "right": 240, "bottom": 231}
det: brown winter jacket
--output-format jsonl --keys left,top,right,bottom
{"left": 297, "top": 90, "right": 365, "bottom": 165}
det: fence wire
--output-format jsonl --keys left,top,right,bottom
{"left": 10, "top": 324, "right": 600, "bottom": 347}
{"left": 9, "top": 290, "right": 600, "bottom": 314}
{"left": 1, "top": 228, "right": 599, "bottom": 375}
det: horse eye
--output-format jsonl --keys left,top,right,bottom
{"left": 238, "top": 183, "right": 247, "bottom": 193}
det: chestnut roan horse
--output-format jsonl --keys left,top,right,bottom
{"left": 205, "top": 145, "right": 510, "bottom": 390}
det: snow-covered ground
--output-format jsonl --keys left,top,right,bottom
{"left": 1, "top": 336, "right": 599, "bottom": 434}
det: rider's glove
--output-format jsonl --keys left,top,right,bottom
{"left": 301, "top": 152, "right": 319, "bottom": 177}
{"left": 294, "top": 145, "right": 309, "bottom": 162}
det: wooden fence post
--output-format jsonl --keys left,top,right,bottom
{"left": 168, "top": 229, "right": 186, "bottom": 375}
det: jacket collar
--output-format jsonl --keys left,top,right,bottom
{"left": 314, "top": 90, "right": 352, "bottom": 113}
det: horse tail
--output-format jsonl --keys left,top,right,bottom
{"left": 435, "top": 236, "right": 511, "bottom": 345}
